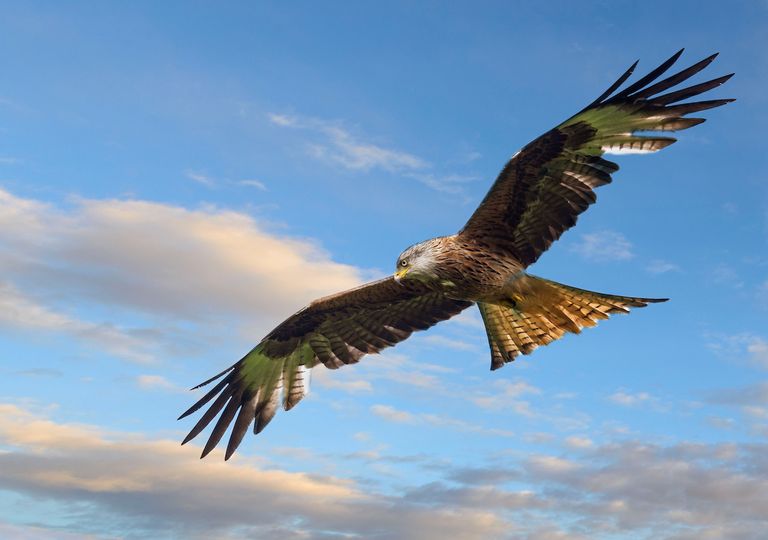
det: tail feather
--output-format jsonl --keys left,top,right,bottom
{"left": 479, "top": 275, "right": 666, "bottom": 370}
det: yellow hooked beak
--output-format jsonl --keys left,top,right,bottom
{"left": 394, "top": 267, "right": 410, "bottom": 283}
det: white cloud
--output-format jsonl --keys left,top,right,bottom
{"left": 371, "top": 404, "right": 417, "bottom": 424}
{"left": 136, "top": 374, "right": 181, "bottom": 392}
{"left": 471, "top": 379, "right": 541, "bottom": 415}
{"left": 646, "top": 259, "right": 681, "bottom": 274}
{"left": 313, "top": 369, "right": 373, "bottom": 393}
{"left": 185, "top": 170, "right": 216, "bottom": 187}
{"left": 267, "top": 113, "right": 298, "bottom": 127}
{"left": 608, "top": 389, "right": 654, "bottom": 407}
{"left": 707, "top": 333, "right": 768, "bottom": 370}
{"left": 238, "top": 179, "right": 268, "bottom": 191}
{"left": 267, "top": 112, "right": 473, "bottom": 195}
{"left": 405, "top": 172, "right": 478, "bottom": 196}
{"left": 0, "top": 403, "right": 507, "bottom": 540}
{"left": 371, "top": 403, "right": 513, "bottom": 437}
{"left": 564, "top": 436, "right": 593, "bottom": 449}
{"left": 0, "top": 187, "right": 363, "bottom": 328}
{"left": 0, "top": 281, "right": 156, "bottom": 363}
{"left": 569, "top": 230, "right": 634, "bottom": 262}
{"left": 709, "top": 263, "right": 744, "bottom": 288}
{"left": 422, "top": 334, "right": 476, "bottom": 351}
{"left": 269, "top": 112, "right": 427, "bottom": 172}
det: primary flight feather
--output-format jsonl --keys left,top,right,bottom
{"left": 179, "top": 49, "right": 733, "bottom": 460}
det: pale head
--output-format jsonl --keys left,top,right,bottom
{"left": 394, "top": 238, "right": 442, "bottom": 284}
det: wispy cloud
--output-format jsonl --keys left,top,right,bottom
{"left": 269, "top": 112, "right": 427, "bottom": 172}
{"left": 267, "top": 112, "right": 476, "bottom": 195}
{"left": 404, "top": 172, "right": 478, "bottom": 196}
{"left": 136, "top": 374, "right": 182, "bottom": 392}
{"left": 608, "top": 389, "right": 655, "bottom": 407}
{"left": 706, "top": 332, "right": 768, "bottom": 370}
{"left": 186, "top": 171, "right": 269, "bottom": 191}
{"left": 185, "top": 169, "right": 216, "bottom": 187}
{"left": 370, "top": 403, "right": 513, "bottom": 437}
{"left": 0, "top": 281, "right": 156, "bottom": 363}
{"left": 709, "top": 263, "right": 744, "bottom": 288}
{"left": 569, "top": 230, "right": 634, "bottom": 262}
{"left": 646, "top": 259, "right": 681, "bottom": 274}
{"left": 471, "top": 379, "right": 541, "bottom": 416}
{"left": 422, "top": 334, "right": 476, "bottom": 351}
{"left": 238, "top": 179, "right": 268, "bottom": 191}
{"left": 313, "top": 369, "right": 373, "bottom": 393}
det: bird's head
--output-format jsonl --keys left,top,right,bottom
{"left": 394, "top": 239, "right": 440, "bottom": 284}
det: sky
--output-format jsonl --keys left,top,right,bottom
{"left": 1, "top": 1, "right": 767, "bottom": 539}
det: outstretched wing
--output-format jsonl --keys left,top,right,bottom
{"left": 460, "top": 49, "right": 734, "bottom": 266}
{"left": 179, "top": 277, "right": 472, "bottom": 460}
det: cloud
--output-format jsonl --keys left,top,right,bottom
{"left": 238, "top": 179, "right": 268, "bottom": 191}
{"left": 569, "top": 230, "right": 634, "bottom": 262}
{"left": 707, "top": 381, "right": 768, "bottom": 407}
{"left": 267, "top": 112, "right": 475, "bottom": 196}
{"left": 0, "top": 281, "right": 156, "bottom": 363}
{"left": 4, "top": 403, "right": 768, "bottom": 539}
{"left": 0, "top": 403, "right": 507, "bottom": 540}
{"left": 564, "top": 436, "right": 593, "bottom": 449}
{"left": 471, "top": 379, "right": 541, "bottom": 416}
{"left": 0, "top": 521, "right": 108, "bottom": 540}
{"left": 421, "top": 334, "right": 476, "bottom": 351}
{"left": 707, "top": 333, "right": 768, "bottom": 370}
{"left": 313, "top": 369, "right": 373, "bottom": 393}
{"left": 404, "top": 172, "right": 478, "bottom": 196}
{"left": 0, "top": 188, "right": 363, "bottom": 341}
{"left": 371, "top": 404, "right": 417, "bottom": 424}
{"left": 522, "top": 441, "right": 768, "bottom": 538}
{"left": 709, "top": 263, "right": 744, "bottom": 288}
{"left": 608, "top": 389, "right": 655, "bottom": 407}
{"left": 370, "top": 403, "right": 514, "bottom": 437}
{"left": 646, "top": 259, "right": 681, "bottom": 274}
{"left": 135, "top": 374, "right": 182, "bottom": 392}
{"left": 269, "top": 112, "right": 427, "bottom": 172}
{"left": 185, "top": 170, "right": 216, "bottom": 187}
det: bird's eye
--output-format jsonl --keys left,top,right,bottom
{"left": 400, "top": 259, "right": 408, "bottom": 267}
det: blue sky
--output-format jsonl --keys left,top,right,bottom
{"left": 1, "top": 1, "right": 767, "bottom": 539}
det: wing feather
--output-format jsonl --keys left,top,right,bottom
{"left": 180, "top": 277, "right": 472, "bottom": 459}
{"left": 460, "top": 50, "right": 733, "bottom": 266}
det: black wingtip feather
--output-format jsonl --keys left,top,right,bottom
{"left": 652, "top": 73, "right": 734, "bottom": 106}
{"left": 630, "top": 53, "right": 720, "bottom": 101}
{"left": 178, "top": 373, "right": 234, "bottom": 420}
{"left": 189, "top": 363, "right": 237, "bottom": 390}
{"left": 200, "top": 396, "right": 241, "bottom": 459}
{"left": 609, "top": 48, "right": 685, "bottom": 102}
{"left": 587, "top": 59, "right": 639, "bottom": 108}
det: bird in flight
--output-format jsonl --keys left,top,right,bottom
{"left": 179, "top": 49, "right": 733, "bottom": 460}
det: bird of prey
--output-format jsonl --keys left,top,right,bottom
{"left": 179, "top": 49, "right": 733, "bottom": 460}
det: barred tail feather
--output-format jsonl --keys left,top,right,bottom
{"left": 479, "top": 275, "right": 666, "bottom": 370}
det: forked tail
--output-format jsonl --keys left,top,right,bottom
{"left": 478, "top": 275, "right": 666, "bottom": 370}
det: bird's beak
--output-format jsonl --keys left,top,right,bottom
{"left": 394, "top": 267, "right": 409, "bottom": 284}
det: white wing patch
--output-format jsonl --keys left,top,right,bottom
{"left": 601, "top": 145, "right": 660, "bottom": 155}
